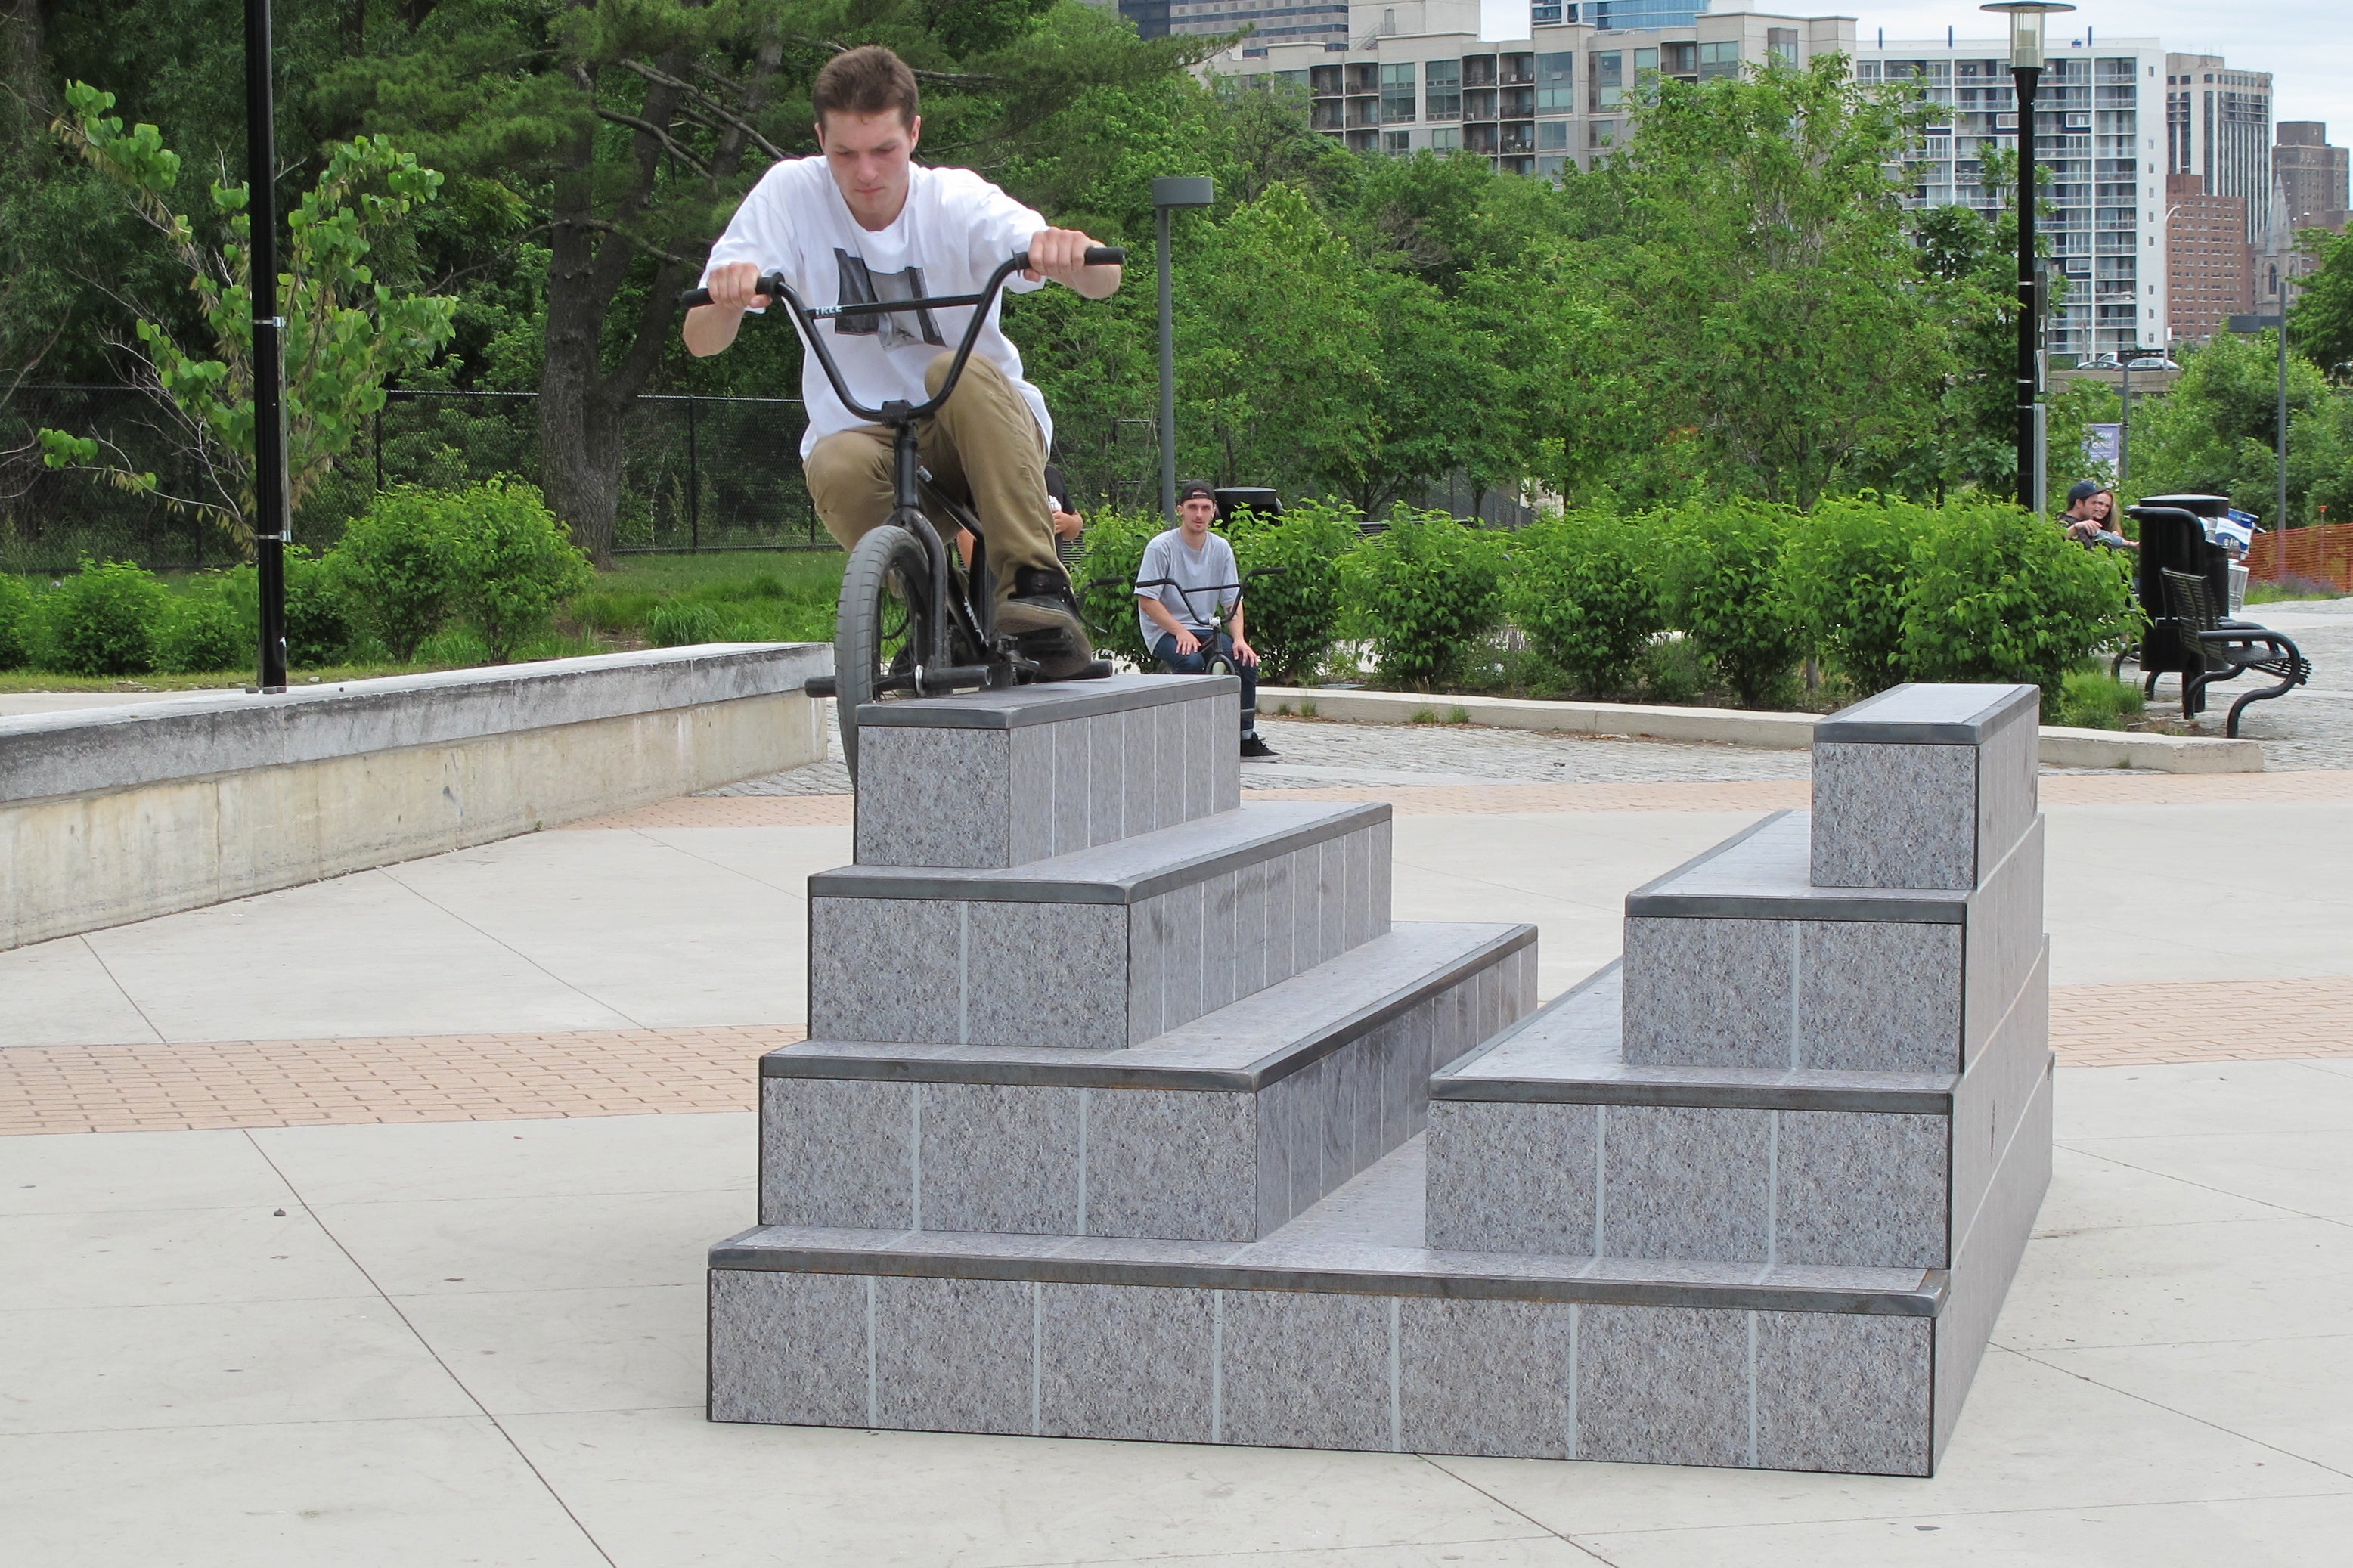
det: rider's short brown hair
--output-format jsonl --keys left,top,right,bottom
{"left": 813, "top": 46, "right": 920, "bottom": 130}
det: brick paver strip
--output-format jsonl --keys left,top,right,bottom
{"left": 6, "top": 984, "right": 2351, "bottom": 1136}
{"left": 0, "top": 1025, "right": 804, "bottom": 1137}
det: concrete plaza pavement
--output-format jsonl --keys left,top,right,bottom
{"left": 6, "top": 707, "right": 2353, "bottom": 1563}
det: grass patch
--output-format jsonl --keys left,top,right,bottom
{"left": 567, "top": 550, "right": 843, "bottom": 646}
{"left": 2246, "top": 576, "right": 2344, "bottom": 605}
{"left": 2053, "top": 668, "right": 2147, "bottom": 730}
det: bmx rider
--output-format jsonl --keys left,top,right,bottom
{"left": 682, "top": 45, "right": 1116, "bottom": 677}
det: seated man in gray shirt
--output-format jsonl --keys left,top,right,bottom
{"left": 1136, "top": 482, "right": 1276, "bottom": 759}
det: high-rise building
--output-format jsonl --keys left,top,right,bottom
{"left": 2165, "top": 174, "right": 2252, "bottom": 342}
{"left": 1160, "top": 0, "right": 1349, "bottom": 47}
{"left": 2274, "top": 122, "right": 2351, "bottom": 233}
{"left": 1859, "top": 36, "right": 2170, "bottom": 359}
{"left": 2165, "top": 55, "right": 2274, "bottom": 246}
{"left": 1203, "top": 1, "right": 1847, "bottom": 179}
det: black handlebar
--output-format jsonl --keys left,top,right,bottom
{"left": 678, "top": 246, "right": 1126, "bottom": 311}
{"left": 680, "top": 246, "right": 1125, "bottom": 427}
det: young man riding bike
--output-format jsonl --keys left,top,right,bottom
{"left": 682, "top": 45, "right": 1118, "bottom": 678}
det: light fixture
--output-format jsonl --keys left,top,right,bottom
{"left": 1979, "top": 2, "right": 2075, "bottom": 72}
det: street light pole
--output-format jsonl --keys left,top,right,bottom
{"left": 1985, "top": 3, "right": 2072, "bottom": 513}
{"left": 246, "top": 0, "right": 290, "bottom": 691}
{"left": 1150, "top": 177, "right": 1214, "bottom": 522}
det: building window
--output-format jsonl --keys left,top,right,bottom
{"left": 1767, "top": 28, "right": 1798, "bottom": 64}
{"left": 1382, "top": 129, "right": 1412, "bottom": 154}
{"left": 1536, "top": 51, "right": 1573, "bottom": 112}
{"left": 1425, "top": 59, "right": 1462, "bottom": 121}
{"left": 1538, "top": 119, "right": 1570, "bottom": 152}
{"left": 1538, "top": 153, "right": 1570, "bottom": 180}
{"left": 1698, "top": 41, "right": 1741, "bottom": 81}
{"left": 1381, "top": 62, "right": 1415, "bottom": 124}
{"left": 1592, "top": 51, "right": 1622, "bottom": 110}
{"left": 1589, "top": 119, "right": 1615, "bottom": 148}
{"left": 1635, "top": 48, "right": 1658, "bottom": 75}
{"left": 1429, "top": 126, "right": 1460, "bottom": 151}
{"left": 1531, "top": 2, "right": 1563, "bottom": 23}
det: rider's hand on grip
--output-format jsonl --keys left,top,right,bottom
{"left": 680, "top": 262, "right": 774, "bottom": 310}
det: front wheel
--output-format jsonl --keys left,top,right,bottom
{"left": 836, "top": 525, "right": 934, "bottom": 785}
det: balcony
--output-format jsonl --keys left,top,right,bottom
{"left": 1502, "top": 87, "right": 1535, "bottom": 117}
{"left": 1464, "top": 55, "right": 1498, "bottom": 88}
{"left": 1502, "top": 54, "right": 1535, "bottom": 85}
{"left": 1464, "top": 88, "right": 1497, "bottom": 120}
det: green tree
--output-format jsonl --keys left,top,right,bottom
{"left": 324, "top": 0, "right": 1198, "bottom": 561}
{"left": 2291, "top": 227, "right": 2353, "bottom": 380}
{"left": 1174, "top": 182, "right": 1382, "bottom": 497}
{"left": 1597, "top": 56, "right": 1955, "bottom": 507}
{"left": 37, "top": 83, "right": 455, "bottom": 550}
{"left": 2126, "top": 330, "right": 2340, "bottom": 522}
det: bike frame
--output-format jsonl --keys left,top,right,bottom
{"left": 684, "top": 247, "right": 1121, "bottom": 693}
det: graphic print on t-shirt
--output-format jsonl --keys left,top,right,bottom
{"left": 833, "top": 249, "right": 945, "bottom": 350}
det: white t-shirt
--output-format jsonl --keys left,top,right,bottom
{"left": 699, "top": 157, "right": 1052, "bottom": 458}
{"left": 1136, "top": 528, "right": 1241, "bottom": 649}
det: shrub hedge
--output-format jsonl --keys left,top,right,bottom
{"left": 1501, "top": 510, "right": 1661, "bottom": 696}
{"left": 3, "top": 487, "right": 2144, "bottom": 718}
{"left": 1341, "top": 507, "right": 1504, "bottom": 690}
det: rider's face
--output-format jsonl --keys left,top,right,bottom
{"left": 817, "top": 110, "right": 920, "bottom": 230}
{"left": 1179, "top": 498, "right": 1217, "bottom": 535}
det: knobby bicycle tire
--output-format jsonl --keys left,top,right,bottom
{"left": 836, "top": 525, "right": 934, "bottom": 785}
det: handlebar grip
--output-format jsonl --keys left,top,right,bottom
{"left": 1009, "top": 246, "right": 1129, "bottom": 274}
{"left": 679, "top": 273, "right": 786, "bottom": 308}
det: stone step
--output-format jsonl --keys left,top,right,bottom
{"left": 708, "top": 1134, "right": 1955, "bottom": 1474}
{"left": 810, "top": 800, "right": 1394, "bottom": 1051}
{"left": 854, "top": 673, "right": 1241, "bottom": 869}
{"left": 1425, "top": 942, "right": 2051, "bottom": 1271}
{"left": 764, "top": 922, "right": 1536, "bottom": 1243}
{"left": 1618, "top": 810, "right": 2043, "bottom": 1074}
{"left": 1810, "top": 682, "right": 2038, "bottom": 892}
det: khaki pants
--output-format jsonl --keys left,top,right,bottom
{"left": 803, "top": 352, "right": 1062, "bottom": 600}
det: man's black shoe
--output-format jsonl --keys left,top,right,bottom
{"left": 997, "top": 566, "right": 1095, "bottom": 680}
{"left": 1240, "top": 733, "right": 1278, "bottom": 760}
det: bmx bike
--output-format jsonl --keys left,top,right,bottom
{"left": 1098, "top": 567, "right": 1287, "bottom": 681}
{"left": 681, "top": 245, "right": 1124, "bottom": 781}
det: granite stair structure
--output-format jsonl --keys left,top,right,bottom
{"left": 709, "top": 679, "right": 2051, "bottom": 1477}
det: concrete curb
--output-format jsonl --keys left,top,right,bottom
{"left": 1256, "top": 686, "right": 2262, "bottom": 775}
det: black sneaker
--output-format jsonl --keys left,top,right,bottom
{"left": 997, "top": 566, "right": 1096, "bottom": 680}
{"left": 1240, "top": 733, "right": 1279, "bottom": 760}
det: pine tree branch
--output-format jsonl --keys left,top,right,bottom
{"left": 593, "top": 107, "right": 711, "bottom": 178}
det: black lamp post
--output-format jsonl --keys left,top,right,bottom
{"left": 1984, "top": 2, "right": 2072, "bottom": 514}
{"left": 1150, "top": 176, "right": 1214, "bottom": 522}
{"left": 246, "top": 0, "right": 290, "bottom": 691}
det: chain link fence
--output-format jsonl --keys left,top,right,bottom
{"left": 2, "top": 384, "right": 834, "bottom": 572}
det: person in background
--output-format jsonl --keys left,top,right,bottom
{"left": 1137, "top": 482, "right": 1277, "bottom": 760}
{"left": 2060, "top": 482, "right": 2136, "bottom": 553}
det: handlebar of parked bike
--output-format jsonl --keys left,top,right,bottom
{"left": 677, "top": 247, "right": 1126, "bottom": 311}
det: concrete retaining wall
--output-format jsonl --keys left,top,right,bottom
{"left": 1257, "top": 687, "right": 2262, "bottom": 774}
{"left": 0, "top": 644, "right": 830, "bottom": 950}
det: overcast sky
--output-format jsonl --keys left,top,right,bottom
{"left": 1849, "top": 2, "right": 2352, "bottom": 136}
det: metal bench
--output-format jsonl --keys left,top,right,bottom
{"left": 2122, "top": 505, "right": 2311, "bottom": 737}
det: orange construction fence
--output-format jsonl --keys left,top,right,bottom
{"left": 2247, "top": 522, "right": 2353, "bottom": 593}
